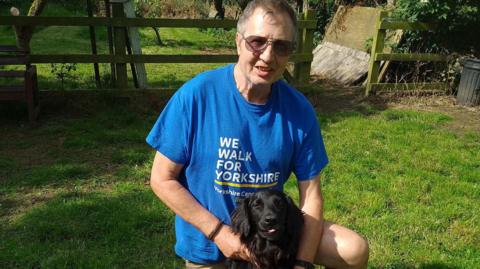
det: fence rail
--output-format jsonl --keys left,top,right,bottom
{"left": 0, "top": 16, "right": 317, "bottom": 29}
{"left": 19, "top": 53, "right": 313, "bottom": 64}
{"left": 365, "top": 11, "right": 448, "bottom": 95}
{"left": 0, "top": 9, "right": 317, "bottom": 89}
{"left": 380, "top": 20, "right": 436, "bottom": 31}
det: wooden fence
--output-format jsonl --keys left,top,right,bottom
{"left": 0, "top": 5, "right": 317, "bottom": 89}
{"left": 366, "top": 11, "right": 449, "bottom": 96}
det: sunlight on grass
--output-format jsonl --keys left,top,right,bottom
{"left": 1, "top": 103, "right": 479, "bottom": 268}
{"left": 0, "top": 2, "right": 479, "bottom": 267}
{"left": 1, "top": 187, "right": 178, "bottom": 268}
{"left": 319, "top": 110, "right": 479, "bottom": 268}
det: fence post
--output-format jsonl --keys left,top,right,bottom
{"left": 86, "top": 0, "right": 101, "bottom": 88}
{"left": 112, "top": 2, "right": 128, "bottom": 89}
{"left": 293, "top": 9, "right": 315, "bottom": 85}
{"left": 366, "top": 10, "right": 388, "bottom": 96}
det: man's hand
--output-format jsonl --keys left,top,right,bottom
{"left": 213, "top": 225, "right": 257, "bottom": 265}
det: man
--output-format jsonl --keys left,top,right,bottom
{"left": 147, "top": 0, "right": 369, "bottom": 268}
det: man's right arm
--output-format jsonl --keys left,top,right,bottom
{"left": 150, "top": 151, "right": 252, "bottom": 261}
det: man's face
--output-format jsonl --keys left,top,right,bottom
{"left": 235, "top": 8, "right": 295, "bottom": 88}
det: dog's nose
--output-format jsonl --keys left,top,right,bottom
{"left": 264, "top": 215, "right": 276, "bottom": 224}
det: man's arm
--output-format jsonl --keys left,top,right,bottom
{"left": 150, "top": 151, "right": 251, "bottom": 260}
{"left": 295, "top": 174, "right": 324, "bottom": 266}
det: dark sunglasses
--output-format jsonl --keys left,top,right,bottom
{"left": 240, "top": 34, "right": 296, "bottom": 57}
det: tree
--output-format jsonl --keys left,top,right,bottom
{"left": 213, "top": 0, "right": 225, "bottom": 19}
{"left": 134, "top": 0, "right": 163, "bottom": 45}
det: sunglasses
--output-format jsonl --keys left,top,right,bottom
{"left": 240, "top": 34, "right": 296, "bottom": 57}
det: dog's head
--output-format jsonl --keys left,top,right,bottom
{"left": 231, "top": 189, "right": 304, "bottom": 242}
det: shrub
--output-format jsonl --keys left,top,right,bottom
{"left": 393, "top": 0, "right": 479, "bottom": 56}
{"left": 134, "top": 0, "right": 209, "bottom": 18}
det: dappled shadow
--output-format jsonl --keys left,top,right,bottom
{"left": 0, "top": 101, "right": 31, "bottom": 125}
{"left": 304, "top": 81, "right": 389, "bottom": 115}
{"left": 0, "top": 100, "right": 156, "bottom": 191}
{"left": 297, "top": 82, "right": 391, "bottom": 129}
{"left": 1, "top": 189, "right": 183, "bottom": 268}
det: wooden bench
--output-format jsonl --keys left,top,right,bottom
{"left": 0, "top": 45, "right": 39, "bottom": 122}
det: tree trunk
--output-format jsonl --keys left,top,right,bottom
{"left": 11, "top": 0, "right": 48, "bottom": 51}
{"left": 214, "top": 0, "right": 224, "bottom": 19}
{"left": 236, "top": 0, "right": 250, "bottom": 11}
{"left": 152, "top": 27, "right": 163, "bottom": 46}
{"left": 28, "top": 0, "right": 47, "bottom": 16}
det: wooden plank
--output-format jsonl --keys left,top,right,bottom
{"left": 0, "top": 85, "right": 25, "bottom": 91}
{"left": 297, "top": 20, "right": 317, "bottom": 30}
{"left": 105, "top": 0, "right": 116, "bottom": 88}
{"left": 270, "top": 53, "right": 314, "bottom": 63}
{"left": 0, "top": 16, "right": 232, "bottom": 28}
{"left": 377, "top": 30, "right": 404, "bottom": 83}
{"left": 0, "top": 85, "right": 26, "bottom": 101}
{"left": 366, "top": 11, "right": 388, "bottom": 96}
{"left": 380, "top": 20, "right": 435, "bottom": 31}
{"left": 375, "top": 53, "right": 447, "bottom": 62}
{"left": 0, "top": 16, "right": 316, "bottom": 30}
{"left": 370, "top": 82, "right": 448, "bottom": 92}
{"left": 0, "top": 70, "right": 25, "bottom": 77}
{"left": 112, "top": 3, "right": 128, "bottom": 89}
{"left": 27, "top": 53, "right": 312, "bottom": 63}
{"left": 0, "top": 45, "right": 26, "bottom": 53}
{"left": 87, "top": 0, "right": 101, "bottom": 88}
{"left": 294, "top": 9, "right": 316, "bottom": 84}
{"left": 123, "top": 0, "right": 148, "bottom": 89}
{"left": 28, "top": 54, "right": 236, "bottom": 63}
{"left": 0, "top": 55, "right": 28, "bottom": 64}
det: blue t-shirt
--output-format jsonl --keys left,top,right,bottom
{"left": 146, "top": 64, "right": 328, "bottom": 264}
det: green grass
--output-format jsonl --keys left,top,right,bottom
{"left": 1, "top": 101, "right": 479, "bottom": 268}
{"left": 1, "top": 3, "right": 479, "bottom": 268}
{"left": 318, "top": 110, "right": 479, "bottom": 268}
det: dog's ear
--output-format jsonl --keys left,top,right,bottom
{"left": 231, "top": 197, "right": 251, "bottom": 238}
{"left": 285, "top": 195, "right": 304, "bottom": 241}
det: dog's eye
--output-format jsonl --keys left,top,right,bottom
{"left": 251, "top": 199, "right": 263, "bottom": 209}
{"left": 276, "top": 202, "right": 286, "bottom": 211}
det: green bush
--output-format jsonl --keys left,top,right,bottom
{"left": 393, "top": 0, "right": 479, "bottom": 55}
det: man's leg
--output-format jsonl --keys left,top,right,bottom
{"left": 314, "top": 221, "right": 369, "bottom": 269}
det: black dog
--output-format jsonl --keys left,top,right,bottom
{"left": 227, "top": 189, "right": 304, "bottom": 269}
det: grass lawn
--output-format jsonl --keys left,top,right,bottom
{"left": 1, "top": 2, "right": 479, "bottom": 268}
{"left": 1, "top": 92, "right": 479, "bottom": 268}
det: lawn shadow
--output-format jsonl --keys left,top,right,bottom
{"left": 0, "top": 101, "right": 31, "bottom": 125}
{"left": 0, "top": 98, "right": 156, "bottom": 191}
{"left": 300, "top": 83, "right": 391, "bottom": 129}
{"left": 305, "top": 82, "right": 389, "bottom": 115}
{"left": 1, "top": 188, "right": 183, "bottom": 268}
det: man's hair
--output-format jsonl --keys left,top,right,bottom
{"left": 237, "top": 0, "right": 298, "bottom": 44}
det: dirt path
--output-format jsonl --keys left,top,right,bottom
{"left": 308, "top": 82, "right": 480, "bottom": 134}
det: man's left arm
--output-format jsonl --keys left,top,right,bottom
{"left": 295, "top": 174, "right": 324, "bottom": 267}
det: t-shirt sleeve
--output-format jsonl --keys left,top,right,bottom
{"left": 293, "top": 115, "right": 329, "bottom": 181}
{"left": 146, "top": 90, "right": 191, "bottom": 164}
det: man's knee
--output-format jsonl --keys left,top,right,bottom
{"left": 342, "top": 235, "right": 369, "bottom": 268}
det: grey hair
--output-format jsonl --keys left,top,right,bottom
{"left": 237, "top": 0, "right": 298, "bottom": 44}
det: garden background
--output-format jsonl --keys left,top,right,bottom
{"left": 0, "top": 0, "right": 479, "bottom": 268}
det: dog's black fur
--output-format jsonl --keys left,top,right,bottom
{"left": 226, "top": 189, "right": 304, "bottom": 269}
